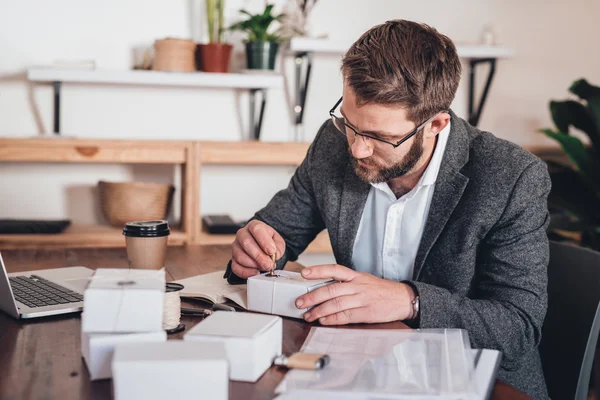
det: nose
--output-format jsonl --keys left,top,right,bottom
{"left": 350, "top": 135, "right": 373, "bottom": 159}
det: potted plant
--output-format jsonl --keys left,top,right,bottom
{"left": 540, "top": 79, "right": 600, "bottom": 249}
{"left": 229, "top": 4, "right": 284, "bottom": 70}
{"left": 198, "top": 0, "right": 233, "bottom": 73}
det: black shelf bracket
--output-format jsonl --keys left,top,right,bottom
{"left": 250, "top": 88, "right": 267, "bottom": 140}
{"left": 53, "top": 81, "right": 61, "bottom": 135}
{"left": 468, "top": 58, "right": 496, "bottom": 127}
{"left": 293, "top": 52, "right": 313, "bottom": 126}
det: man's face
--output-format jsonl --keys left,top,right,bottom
{"left": 340, "top": 87, "right": 426, "bottom": 184}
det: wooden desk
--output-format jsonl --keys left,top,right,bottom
{"left": 0, "top": 246, "right": 530, "bottom": 400}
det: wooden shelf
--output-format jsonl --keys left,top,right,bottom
{"left": 199, "top": 141, "right": 310, "bottom": 165}
{"left": 0, "top": 224, "right": 187, "bottom": 250}
{"left": 0, "top": 137, "right": 190, "bottom": 164}
{"left": 288, "top": 38, "right": 515, "bottom": 59}
{"left": 197, "top": 229, "right": 332, "bottom": 254}
{"left": 27, "top": 67, "right": 283, "bottom": 90}
{"left": 0, "top": 138, "right": 198, "bottom": 250}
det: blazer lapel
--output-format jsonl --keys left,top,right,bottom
{"left": 335, "top": 161, "right": 370, "bottom": 268}
{"left": 413, "top": 112, "right": 471, "bottom": 280}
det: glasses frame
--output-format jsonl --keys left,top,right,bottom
{"left": 329, "top": 96, "right": 445, "bottom": 149}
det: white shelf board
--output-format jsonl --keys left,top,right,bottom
{"left": 27, "top": 67, "right": 283, "bottom": 89}
{"left": 288, "top": 37, "right": 515, "bottom": 59}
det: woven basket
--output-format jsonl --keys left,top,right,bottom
{"left": 153, "top": 37, "right": 196, "bottom": 72}
{"left": 98, "top": 181, "right": 175, "bottom": 228}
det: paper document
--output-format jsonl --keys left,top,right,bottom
{"left": 275, "top": 327, "right": 482, "bottom": 399}
{"left": 173, "top": 271, "right": 248, "bottom": 309}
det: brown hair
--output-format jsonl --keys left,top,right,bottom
{"left": 341, "top": 19, "right": 462, "bottom": 124}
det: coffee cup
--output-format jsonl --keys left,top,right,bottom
{"left": 122, "top": 220, "right": 170, "bottom": 270}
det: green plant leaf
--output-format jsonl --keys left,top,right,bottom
{"left": 206, "top": 0, "right": 216, "bottom": 43}
{"left": 263, "top": 4, "right": 274, "bottom": 17}
{"left": 217, "top": 0, "right": 225, "bottom": 43}
{"left": 570, "top": 79, "right": 600, "bottom": 131}
{"left": 541, "top": 129, "right": 591, "bottom": 170}
{"left": 551, "top": 100, "right": 600, "bottom": 154}
{"left": 229, "top": 3, "right": 282, "bottom": 43}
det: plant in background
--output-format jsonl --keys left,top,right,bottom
{"left": 229, "top": 4, "right": 284, "bottom": 43}
{"left": 540, "top": 79, "right": 600, "bottom": 250}
{"left": 293, "top": 0, "right": 319, "bottom": 36}
{"left": 229, "top": 4, "right": 285, "bottom": 70}
{"left": 199, "top": 0, "right": 233, "bottom": 73}
{"left": 206, "top": 0, "right": 226, "bottom": 43}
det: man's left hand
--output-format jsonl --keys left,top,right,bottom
{"left": 295, "top": 264, "right": 416, "bottom": 325}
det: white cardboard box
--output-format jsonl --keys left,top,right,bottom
{"left": 81, "top": 268, "right": 165, "bottom": 333}
{"left": 112, "top": 341, "right": 228, "bottom": 400}
{"left": 184, "top": 311, "right": 282, "bottom": 382}
{"left": 81, "top": 329, "right": 166, "bottom": 380}
{"left": 247, "top": 271, "right": 334, "bottom": 319}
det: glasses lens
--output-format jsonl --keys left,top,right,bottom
{"left": 332, "top": 116, "right": 347, "bottom": 136}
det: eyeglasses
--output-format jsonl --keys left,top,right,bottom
{"left": 329, "top": 96, "right": 444, "bottom": 149}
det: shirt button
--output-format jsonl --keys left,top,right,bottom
{"left": 388, "top": 250, "right": 394, "bottom": 256}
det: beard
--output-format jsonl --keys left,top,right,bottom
{"left": 352, "top": 130, "right": 424, "bottom": 184}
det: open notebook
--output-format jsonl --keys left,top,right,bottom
{"left": 173, "top": 271, "right": 248, "bottom": 309}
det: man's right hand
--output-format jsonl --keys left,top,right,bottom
{"left": 231, "top": 220, "right": 286, "bottom": 279}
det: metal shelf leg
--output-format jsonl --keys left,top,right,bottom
{"left": 53, "top": 81, "right": 61, "bottom": 135}
{"left": 293, "top": 52, "right": 313, "bottom": 141}
{"left": 468, "top": 58, "right": 497, "bottom": 127}
{"left": 250, "top": 89, "right": 267, "bottom": 140}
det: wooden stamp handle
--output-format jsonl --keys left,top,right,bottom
{"left": 286, "top": 353, "right": 329, "bottom": 369}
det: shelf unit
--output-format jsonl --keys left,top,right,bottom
{"left": 0, "top": 138, "right": 331, "bottom": 253}
{"left": 0, "top": 137, "right": 198, "bottom": 250}
{"left": 27, "top": 67, "right": 283, "bottom": 140}
{"left": 286, "top": 37, "right": 516, "bottom": 129}
{"left": 0, "top": 137, "right": 561, "bottom": 253}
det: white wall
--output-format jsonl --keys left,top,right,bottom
{"left": 1, "top": 0, "right": 598, "bottom": 255}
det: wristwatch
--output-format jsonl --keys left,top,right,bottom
{"left": 410, "top": 293, "right": 420, "bottom": 320}
{"left": 401, "top": 280, "right": 420, "bottom": 321}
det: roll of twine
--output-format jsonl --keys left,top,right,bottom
{"left": 163, "top": 283, "right": 185, "bottom": 334}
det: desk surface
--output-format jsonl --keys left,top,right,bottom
{"left": 0, "top": 246, "right": 530, "bottom": 400}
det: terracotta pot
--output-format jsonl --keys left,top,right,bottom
{"left": 198, "top": 43, "right": 233, "bottom": 73}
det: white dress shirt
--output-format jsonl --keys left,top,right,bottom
{"left": 351, "top": 122, "right": 451, "bottom": 281}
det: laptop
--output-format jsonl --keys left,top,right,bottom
{"left": 0, "top": 252, "right": 93, "bottom": 319}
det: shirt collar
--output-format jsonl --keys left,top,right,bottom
{"left": 370, "top": 120, "right": 451, "bottom": 195}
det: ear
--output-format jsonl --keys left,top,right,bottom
{"left": 427, "top": 113, "right": 451, "bottom": 138}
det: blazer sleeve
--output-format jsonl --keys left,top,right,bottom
{"left": 224, "top": 122, "right": 328, "bottom": 283}
{"left": 410, "top": 159, "right": 551, "bottom": 370}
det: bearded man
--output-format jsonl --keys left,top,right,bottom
{"left": 224, "top": 19, "right": 550, "bottom": 399}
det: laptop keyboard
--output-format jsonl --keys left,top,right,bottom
{"left": 8, "top": 275, "right": 83, "bottom": 309}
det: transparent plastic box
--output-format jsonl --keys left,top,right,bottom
{"left": 275, "top": 328, "right": 477, "bottom": 399}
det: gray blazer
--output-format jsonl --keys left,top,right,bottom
{"left": 228, "top": 111, "right": 550, "bottom": 399}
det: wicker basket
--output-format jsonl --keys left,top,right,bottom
{"left": 98, "top": 181, "right": 175, "bottom": 228}
{"left": 153, "top": 37, "right": 196, "bottom": 72}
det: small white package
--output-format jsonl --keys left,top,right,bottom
{"left": 247, "top": 270, "right": 334, "bottom": 319}
{"left": 81, "top": 268, "right": 165, "bottom": 333}
{"left": 184, "top": 311, "right": 282, "bottom": 382}
{"left": 81, "top": 329, "right": 166, "bottom": 380}
{"left": 112, "top": 341, "right": 228, "bottom": 400}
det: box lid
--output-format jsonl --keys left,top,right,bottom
{"left": 185, "top": 311, "right": 280, "bottom": 339}
{"left": 249, "top": 270, "right": 333, "bottom": 288}
{"left": 114, "top": 341, "right": 226, "bottom": 363}
{"left": 87, "top": 268, "right": 165, "bottom": 291}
